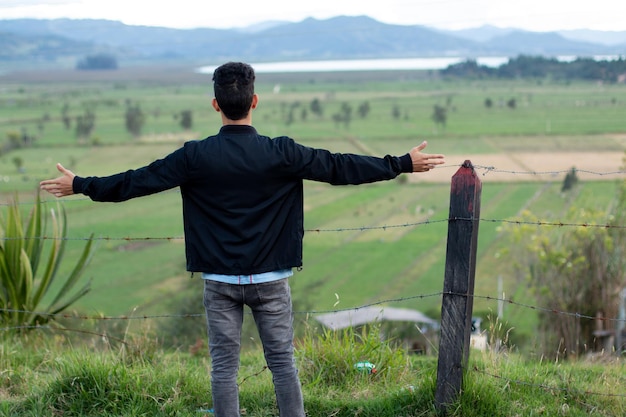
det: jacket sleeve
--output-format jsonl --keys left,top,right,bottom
{"left": 277, "top": 137, "right": 413, "bottom": 185}
{"left": 72, "top": 146, "right": 189, "bottom": 202}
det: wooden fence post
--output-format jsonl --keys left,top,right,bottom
{"left": 435, "top": 160, "right": 482, "bottom": 414}
{"left": 617, "top": 288, "right": 626, "bottom": 354}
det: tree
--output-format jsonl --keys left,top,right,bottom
{"left": 285, "top": 108, "right": 295, "bottom": 126}
{"left": 357, "top": 101, "right": 371, "bottom": 118}
{"left": 441, "top": 59, "right": 494, "bottom": 78}
{"left": 507, "top": 98, "right": 517, "bottom": 109}
{"left": 340, "top": 103, "right": 352, "bottom": 125}
{"left": 75, "top": 110, "right": 96, "bottom": 139}
{"left": 442, "top": 55, "right": 626, "bottom": 83}
{"left": 500, "top": 199, "right": 626, "bottom": 358}
{"left": 61, "top": 103, "right": 71, "bottom": 130}
{"left": 332, "top": 102, "right": 352, "bottom": 129}
{"left": 125, "top": 101, "right": 145, "bottom": 137}
{"left": 391, "top": 104, "right": 401, "bottom": 120}
{"left": 431, "top": 104, "right": 447, "bottom": 128}
{"left": 5, "top": 131, "right": 21, "bottom": 152}
{"left": 4, "top": 129, "right": 36, "bottom": 152}
{"left": 0, "top": 193, "right": 95, "bottom": 332}
{"left": 179, "top": 110, "right": 193, "bottom": 130}
{"left": 11, "top": 156, "right": 24, "bottom": 173}
{"left": 310, "top": 98, "right": 323, "bottom": 118}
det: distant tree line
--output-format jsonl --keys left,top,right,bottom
{"left": 441, "top": 55, "right": 626, "bottom": 83}
{"left": 76, "top": 53, "right": 118, "bottom": 70}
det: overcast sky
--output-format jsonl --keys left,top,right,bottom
{"left": 1, "top": 0, "right": 625, "bottom": 32}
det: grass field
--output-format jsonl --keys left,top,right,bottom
{"left": 1, "top": 67, "right": 625, "bottom": 353}
{"left": 2, "top": 65, "right": 626, "bottom": 417}
{"left": 3, "top": 329, "right": 625, "bottom": 417}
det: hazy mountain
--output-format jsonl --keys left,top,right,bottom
{"left": 0, "top": 27, "right": 122, "bottom": 62}
{"left": 483, "top": 30, "right": 607, "bottom": 56}
{"left": 440, "top": 25, "right": 626, "bottom": 49}
{"left": 557, "top": 29, "right": 626, "bottom": 46}
{"left": 0, "top": 16, "right": 623, "bottom": 68}
{"left": 438, "top": 25, "right": 515, "bottom": 42}
{"left": 230, "top": 16, "right": 480, "bottom": 60}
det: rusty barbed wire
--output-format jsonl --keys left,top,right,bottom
{"left": 446, "top": 292, "right": 626, "bottom": 324}
{"left": 472, "top": 367, "right": 626, "bottom": 399}
{"left": 0, "top": 324, "right": 129, "bottom": 344}
{"left": 3, "top": 215, "right": 626, "bottom": 243}
{"left": 2, "top": 292, "right": 624, "bottom": 327}
{"left": 471, "top": 164, "right": 626, "bottom": 177}
{"left": 1, "top": 163, "right": 624, "bottom": 208}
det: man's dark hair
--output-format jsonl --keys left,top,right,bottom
{"left": 212, "top": 62, "right": 256, "bottom": 120}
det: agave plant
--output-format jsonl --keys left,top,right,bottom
{"left": 0, "top": 192, "right": 95, "bottom": 331}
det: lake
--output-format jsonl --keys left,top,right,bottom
{"left": 196, "top": 55, "right": 623, "bottom": 74}
{"left": 196, "top": 57, "right": 509, "bottom": 74}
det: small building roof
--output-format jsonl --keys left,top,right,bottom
{"left": 315, "top": 306, "right": 438, "bottom": 330}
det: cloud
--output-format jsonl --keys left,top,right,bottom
{"left": 0, "top": 0, "right": 78, "bottom": 6}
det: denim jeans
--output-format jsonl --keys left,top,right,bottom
{"left": 203, "top": 278, "right": 305, "bottom": 417}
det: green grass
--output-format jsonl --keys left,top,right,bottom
{"left": 1, "top": 328, "right": 624, "bottom": 417}
{"left": 3, "top": 76, "right": 626, "bottom": 150}
{"left": 1, "top": 144, "right": 623, "bottom": 351}
{"left": 2, "top": 69, "right": 626, "bottom": 415}
{"left": 15, "top": 177, "right": 614, "bottom": 358}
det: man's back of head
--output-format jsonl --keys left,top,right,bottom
{"left": 212, "top": 62, "right": 256, "bottom": 121}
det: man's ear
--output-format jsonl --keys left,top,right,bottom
{"left": 212, "top": 98, "right": 221, "bottom": 112}
{"left": 251, "top": 94, "right": 259, "bottom": 109}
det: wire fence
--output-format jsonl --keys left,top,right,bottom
{"left": 2, "top": 291, "right": 625, "bottom": 329}
{"left": 2, "top": 291, "right": 626, "bottom": 400}
{"left": 471, "top": 367, "right": 626, "bottom": 400}
{"left": 2, "top": 162, "right": 626, "bottom": 403}
{"left": 2, "top": 163, "right": 626, "bottom": 208}
{"left": 3, "top": 215, "right": 626, "bottom": 244}
{"left": 471, "top": 164, "right": 626, "bottom": 178}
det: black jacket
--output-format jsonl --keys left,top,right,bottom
{"left": 73, "top": 125, "right": 413, "bottom": 274}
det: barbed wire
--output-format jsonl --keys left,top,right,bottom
{"left": 3, "top": 215, "right": 626, "bottom": 243}
{"left": 449, "top": 292, "right": 626, "bottom": 324}
{"left": 1, "top": 163, "right": 624, "bottom": 208}
{"left": 0, "top": 292, "right": 440, "bottom": 327}
{"left": 471, "top": 367, "right": 626, "bottom": 399}
{"left": 0, "top": 324, "right": 130, "bottom": 344}
{"left": 2, "top": 292, "right": 624, "bottom": 328}
{"left": 471, "top": 164, "right": 626, "bottom": 177}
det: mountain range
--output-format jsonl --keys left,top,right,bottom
{"left": 0, "top": 16, "right": 624, "bottom": 68}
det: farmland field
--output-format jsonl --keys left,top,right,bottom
{"left": 1, "top": 66, "right": 625, "bottom": 350}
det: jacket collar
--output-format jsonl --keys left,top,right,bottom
{"left": 219, "top": 125, "right": 257, "bottom": 135}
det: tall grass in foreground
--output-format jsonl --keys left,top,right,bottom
{"left": 1, "top": 324, "right": 624, "bottom": 417}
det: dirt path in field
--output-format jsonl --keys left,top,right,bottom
{"left": 411, "top": 151, "right": 625, "bottom": 183}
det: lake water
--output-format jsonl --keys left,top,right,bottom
{"left": 196, "top": 55, "right": 622, "bottom": 75}
{"left": 196, "top": 57, "right": 510, "bottom": 74}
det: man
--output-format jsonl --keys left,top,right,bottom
{"left": 40, "top": 61, "right": 445, "bottom": 417}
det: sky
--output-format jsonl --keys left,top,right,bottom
{"left": 1, "top": 0, "right": 625, "bottom": 32}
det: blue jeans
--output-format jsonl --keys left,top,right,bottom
{"left": 203, "top": 278, "right": 305, "bottom": 417}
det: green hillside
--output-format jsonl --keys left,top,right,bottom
{"left": 1, "top": 69, "right": 625, "bottom": 352}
